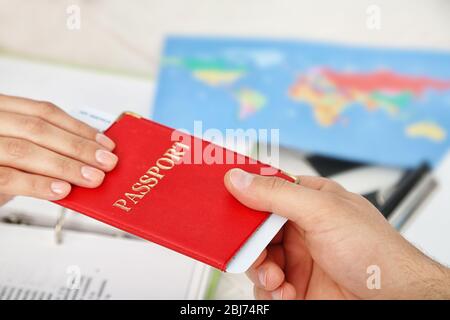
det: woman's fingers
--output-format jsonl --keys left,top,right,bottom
{"left": 0, "top": 166, "right": 71, "bottom": 200}
{"left": 0, "top": 137, "right": 105, "bottom": 188}
{"left": 0, "top": 94, "right": 115, "bottom": 149}
{"left": 0, "top": 95, "right": 118, "bottom": 201}
{"left": 0, "top": 112, "right": 118, "bottom": 172}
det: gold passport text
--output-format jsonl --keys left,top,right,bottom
{"left": 113, "top": 141, "right": 190, "bottom": 213}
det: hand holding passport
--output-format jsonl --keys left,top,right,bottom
{"left": 56, "top": 112, "right": 295, "bottom": 272}
{"left": 2, "top": 103, "right": 449, "bottom": 299}
{"left": 0, "top": 94, "right": 118, "bottom": 202}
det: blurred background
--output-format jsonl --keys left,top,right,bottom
{"left": 0, "top": 0, "right": 449, "bottom": 300}
{"left": 1, "top": 0, "right": 450, "bottom": 77}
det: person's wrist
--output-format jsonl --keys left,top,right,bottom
{"left": 403, "top": 254, "right": 450, "bottom": 300}
{"left": 421, "top": 262, "right": 450, "bottom": 299}
{"left": 368, "top": 238, "right": 450, "bottom": 300}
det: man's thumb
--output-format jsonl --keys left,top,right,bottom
{"left": 224, "top": 168, "right": 330, "bottom": 230}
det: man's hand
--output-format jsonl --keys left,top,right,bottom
{"left": 0, "top": 94, "right": 118, "bottom": 202}
{"left": 0, "top": 194, "right": 13, "bottom": 206}
{"left": 224, "top": 168, "right": 450, "bottom": 300}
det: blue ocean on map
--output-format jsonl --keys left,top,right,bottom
{"left": 152, "top": 36, "right": 450, "bottom": 168}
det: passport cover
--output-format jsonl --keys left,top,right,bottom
{"left": 56, "top": 113, "right": 293, "bottom": 271}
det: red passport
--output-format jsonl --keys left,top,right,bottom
{"left": 56, "top": 113, "right": 293, "bottom": 271}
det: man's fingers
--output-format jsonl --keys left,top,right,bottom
{"left": 0, "top": 194, "right": 14, "bottom": 206}
{"left": 0, "top": 166, "right": 71, "bottom": 200}
{"left": 224, "top": 168, "right": 346, "bottom": 230}
{"left": 247, "top": 246, "right": 286, "bottom": 289}
{"left": 0, "top": 137, "right": 105, "bottom": 188}
{"left": 253, "top": 286, "right": 272, "bottom": 300}
{"left": 252, "top": 259, "right": 285, "bottom": 291}
{"left": 0, "top": 94, "right": 115, "bottom": 149}
{"left": 295, "top": 175, "right": 348, "bottom": 194}
{"left": 270, "top": 229, "right": 284, "bottom": 245}
{"left": 250, "top": 249, "right": 268, "bottom": 270}
{"left": 0, "top": 112, "right": 118, "bottom": 172}
{"left": 269, "top": 282, "right": 297, "bottom": 300}
{"left": 254, "top": 282, "right": 297, "bottom": 300}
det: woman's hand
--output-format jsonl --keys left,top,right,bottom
{"left": 224, "top": 169, "right": 450, "bottom": 300}
{"left": 0, "top": 94, "right": 118, "bottom": 203}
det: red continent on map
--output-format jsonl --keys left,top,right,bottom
{"left": 321, "top": 68, "right": 450, "bottom": 96}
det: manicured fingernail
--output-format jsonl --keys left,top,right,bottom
{"left": 258, "top": 269, "right": 267, "bottom": 287}
{"left": 51, "top": 182, "right": 71, "bottom": 195}
{"left": 229, "top": 168, "right": 254, "bottom": 191}
{"left": 271, "top": 288, "right": 284, "bottom": 300}
{"left": 95, "top": 149, "right": 118, "bottom": 169}
{"left": 96, "top": 133, "right": 115, "bottom": 150}
{"left": 81, "top": 166, "right": 105, "bottom": 183}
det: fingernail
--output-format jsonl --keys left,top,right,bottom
{"left": 271, "top": 288, "right": 284, "bottom": 300}
{"left": 258, "top": 269, "right": 267, "bottom": 287}
{"left": 229, "top": 168, "right": 254, "bottom": 191}
{"left": 51, "top": 182, "right": 71, "bottom": 195}
{"left": 95, "top": 149, "right": 118, "bottom": 168}
{"left": 81, "top": 166, "right": 105, "bottom": 184}
{"left": 96, "top": 133, "right": 115, "bottom": 150}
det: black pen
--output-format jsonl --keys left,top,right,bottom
{"left": 378, "top": 162, "right": 431, "bottom": 218}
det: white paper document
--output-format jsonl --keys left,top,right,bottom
{"left": 0, "top": 223, "right": 211, "bottom": 300}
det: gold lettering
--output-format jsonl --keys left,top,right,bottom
{"left": 132, "top": 183, "right": 151, "bottom": 195}
{"left": 175, "top": 141, "right": 190, "bottom": 150}
{"left": 126, "top": 192, "right": 144, "bottom": 205}
{"left": 165, "top": 141, "right": 190, "bottom": 162}
{"left": 113, "top": 199, "right": 131, "bottom": 212}
{"left": 139, "top": 172, "right": 161, "bottom": 187}
{"left": 112, "top": 139, "right": 188, "bottom": 213}
{"left": 140, "top": 174, "right": 153, "bottom": 185}
{"left": 164, "top": 149, "right": 182, "bottom": 162}
{"left": 146, "top": 177, "right": 159, "bottom": 188}
{"left": 147, "top": 166, "right": 164, "bottom": 179}
{"left": 156, "top": 157, "right": 175, "bottom": 170}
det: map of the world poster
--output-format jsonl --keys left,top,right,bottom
{"left": 152, "top": 36, "right": 450, "bottom": 168}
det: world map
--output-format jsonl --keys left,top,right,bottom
{"left": 163, "top": 56, "right": 269, "bottom": 120}
{"left": 164, "top": 56, "right": 450, "bottom": 143}
{"left": 153, "top": 37, "right": 450, "bottom": 167}
{"left": 288, "top": 68, "right": 450, "bottom": 142}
